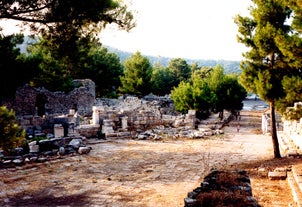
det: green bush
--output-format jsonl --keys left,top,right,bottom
{"left": 0, "top": 106, "right": 26, "bottom": 154}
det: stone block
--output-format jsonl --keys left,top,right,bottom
{"left": 257, "top": 167, "right": 267, "bottom": 177}
{"left": 54, "top": 124, "right": 64, "bottom": 138}
{"left": 268, "top": 171, "right": 287, "bottom": 180}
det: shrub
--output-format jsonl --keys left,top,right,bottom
{"left": 0, "top": 106, "right": 26, "bottom": 154}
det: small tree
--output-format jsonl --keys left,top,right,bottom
{"left": 171, "top": 67, "right": 213, "bottom": 119}
{"left": 171, "top": 65, "right": 246, "bottom": 120}
{"left": 0, "top": 106, "right": 26, "bottom": 155}
{"left": 171, "top": 81, "right": 194, "bottom": 114}
{"left": 119, "top": 51, "right": 153, "bottom": 96}
{"left": 203, "top": 65, "right": 246, "bottom": 120}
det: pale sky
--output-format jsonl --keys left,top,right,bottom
{"left": 0, "top": 0, "right": 252, "bottom": 61}
{"left": 100, "top": 0, "right": 252, "bottom": 61}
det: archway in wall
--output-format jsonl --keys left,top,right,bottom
{"left": 35, "top": 93, "right": 48, "bottom": 117}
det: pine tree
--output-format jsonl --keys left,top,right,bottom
{"left": 235, "top": 0, "right": 292, "bottom": 158}
{"left": 119, "top": 51, "right": 153, "bottom": 96}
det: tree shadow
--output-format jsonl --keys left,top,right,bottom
{"left": 3, "top": 189, "right": 93, "bottom": 207}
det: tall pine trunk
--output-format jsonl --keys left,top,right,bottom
{"left": 270, "top": 101, "right": 281, "bottom": 158}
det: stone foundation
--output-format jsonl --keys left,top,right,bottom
{"left": 184, "top": 170, "right": 260, "bottom": 207}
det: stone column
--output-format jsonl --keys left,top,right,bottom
{"left": 121, "top": 116, "right": 128, "bottom": 130}
{"left": 186, "top": 110, "right": 196, "bottom": 129}
{"left": 92, "top": 106, "right": 100, "bottom": 125}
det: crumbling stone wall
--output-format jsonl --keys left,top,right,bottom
{"left": 91, "top": 96, "right": 196, "bottom": 136}
{"left": 5, "top": 79, "right": 95, "bottom": 117}
{"left": 4, "top": 80, "right": 222, "bottom": 139}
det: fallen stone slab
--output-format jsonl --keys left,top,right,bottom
{"left": 268, "top": 171, "right": 287, "bottom": 180}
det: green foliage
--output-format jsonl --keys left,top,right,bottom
{"left": 234, "top": 0, "right": 294, "bottom": 158}
{"left": 0, "top": 34, "right": 27, "bottom": 98}
{"left": 171, "top": 65, "right": 245, "bottom": 119}
{"left": 202, "top": 65, "right": 246, "bottom": 115}
{"left": 151, "top": 63, "right": 175, "bottom": 96}
{"left": 283, "top": 104, "right": 302, "bottom": 121}
{"left": 0, "top": 106, "right": 26, "bottom": 154}
{"left": 167, "top": 58, "right": 191, "bottom": 86}
{"left": 235, "top": 0, "right": 302, "bottom": 115}
{"left": 119, "top": 51, "right": 153, "bottom": 96}
{"left": 106, "top": 46, "right": 242, "bottom": 74}
{"left": 76, "top": 40, "right": 124, "bottom": 97}
{"left": 151, "top": 59, "right": 193, "bottom": 96}
{"left": 171, "top": 81, "right": 193, "bottom": 114}
{"left": 276, "top": 75, "right": 302, "bottom": 115}
{"left": 21, "top": 36, "right": 75, "bottom": 92}
{"left": 216, "top": 75, "right": 247, "bottom": 113}
{"left": 235, "top": 0, "right": 292, "bottom": 104}
{"left": 20, "top": 35, "right": 124, "bottom": 95}
{"left": 0, "top": 0, "right": 135, "bottom": 36}
{"left": 0, "top": 0, "right": 135, "bottom": 96}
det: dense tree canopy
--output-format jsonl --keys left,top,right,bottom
{"left": 205, "top": 65, "right": 246, "bottom": 119}
{"left": 151, "top": 63, "right": 175, "bottom": 96}
{"left": 167, "top": 58, "right": 191, "bottom": 86}
{"left": 0, "top": 0, "right": 135, "bottom": 97}
{"left": 76, "top": 42, "right": 124, "bottom": 97}
{"left": 18, "top": 35, "right": 124, "bottom": 96}
{"left": 0, "top": 0, "right": 135, "bottom": 62}
{"left": 0, "top": 0, "right": 135, "bottom": 33}
{"left": 171, "top": 65, "right": 246, "bottom": 119}
{"left": 0, "top": 34, "right": 27, "bottom": 98}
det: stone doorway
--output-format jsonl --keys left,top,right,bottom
{"left": 35, "top": 93, "right": 48, "bottom": 117}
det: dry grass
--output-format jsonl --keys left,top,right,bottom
{"left": 193, "top": 170, "right": 257, "bottom": 207}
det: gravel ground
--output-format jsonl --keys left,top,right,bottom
{"left": 0, "top": 107, "right": 301, "bottom": 207}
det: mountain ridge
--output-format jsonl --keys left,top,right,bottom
{"left": 104, "top": 45, "right": 242, "bottom": 74}
{"left": 17, "top": 36, "right": 241, "bottom": 74}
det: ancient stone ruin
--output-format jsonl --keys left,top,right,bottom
{"left": 279, "top": 102, "right": 302, "bottom": 156}
{"left": 0, "top": 79, "right": 225, "bottom": 166}
{"left": 6, "top": 79, "right": 224, "bottom": 141}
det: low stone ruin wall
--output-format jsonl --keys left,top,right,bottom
{"left": 14, "top": 94, "right": 224, "bottom": 140}
{"left": 89, "top": 96, "right": 193, "bottom": 137}
{"left": 282, "top": 102, "right": 302, "bottom": 154}
{"left": 184, "top": 170, "right": 260, "bottom": 207}
{"left": 0, "top": 136, "right": 91, "bottom": 168}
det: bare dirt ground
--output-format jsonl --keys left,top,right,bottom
{"left": 0, "top": 107, "right": 302, "bottom": 207}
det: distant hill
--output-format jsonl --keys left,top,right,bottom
{"left": 17, "top": 37, "right": 241, "bottom": 74}
{"left": 105, "top": 45, "right": 242, "bottom": 74}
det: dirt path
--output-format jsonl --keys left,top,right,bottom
{"left": 0, "top": 111, "right": 301, "bottom": 207}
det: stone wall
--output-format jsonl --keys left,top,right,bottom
{"left": 4, "top": 79, "right": 95, "bottom": 117}
{"left": 282, "top": 102, "right": 302, "bottom": 153}
{"left": 91, "top": 96, "right": 196, "bottom": 138}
